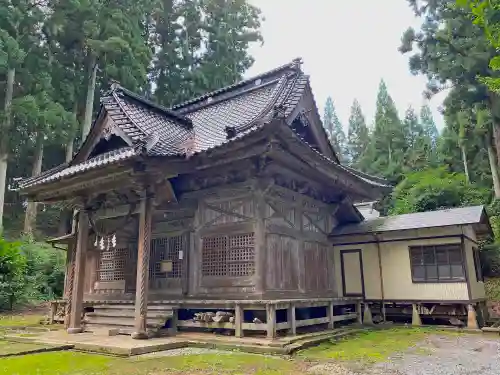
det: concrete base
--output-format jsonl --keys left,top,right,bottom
{"left": 131, "top": 331, "right": 150, "bottom": 340}
{"left": 6, "top": 327, "right": 366, "bottom": 356}
{"left": 67, "top": 327, "right": 84, "bottom": 334}
{"left": 467, "top": 304, "right": 479, "bottom": 330}
{"left": 412, "top": 304, "right": 422, "bottom": 326}
{"left": 363, "top": 304, "right": 373, "bottom": 325}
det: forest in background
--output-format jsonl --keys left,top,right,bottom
{"left": 3, "top": 0, "right": 500, "bottom": 309}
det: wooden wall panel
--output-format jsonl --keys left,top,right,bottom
{"left": 265, "top": 233, "right": 299, "bottom": 291}
{"left": 303, "top": 241, "right": 330, "bottom": 292}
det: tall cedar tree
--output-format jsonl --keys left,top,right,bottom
{"left": 323, "top": 97, "right": 347, "bottom": 162}
{"left": 366, "top": 79, "right": 407, "bottom": 180}
{"left": 347, "top": 99, "right": 369, "bottom": 167}
{"left": 401, "top": 0, "right": 500, "bottom": 169}
{"left": 0, "top": 0, "right": 264, "bottom": 237}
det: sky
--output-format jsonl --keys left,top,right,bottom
{"left": 246, "top": 0, "right": 447, "bottom": 131}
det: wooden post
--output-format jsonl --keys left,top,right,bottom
{"left": 266, "top": 303, "right": 276, "bottom": 339}
{"left": 132, "top": 195, "right": 154, "bottom": 339}
{"left": 363, "top": 303, "right": 373, "bottom": 325}
{"left": 412, "top": 304, "right": 422, "bottom": 326}
{"left": 288, "top": 303, "right": 296, "bottom": 336}
{"left": 327, "top": 302, "right": 335, "bottom": 329}
{"left": 67, "top": 210, "right": 89, "bottom": 334}
{"left": 170, "top": 308, "right": 178, "bottom": 335}
{"left": 467, "top": 304, "right": 479, "bottom": 329}
{"left": 235, "top": 304, "right": 243, "bottom": 338}
{"left": 357, "top": 301, "right": 363, "bottom": 324}
{"left": 254, "top": 189, "right": 266, "bottom": 295}
{"left": 49, "top": 302, "right": 57, "bottom": 325}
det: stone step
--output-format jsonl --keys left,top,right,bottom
{"left": 85, "top": 315, "right": 168, "bottom": 328}
{"left": 92, "top": 304, "right": 177, "bottom": 310}
{"left": 84, "top": 323, "right": 167, "bottom": 338}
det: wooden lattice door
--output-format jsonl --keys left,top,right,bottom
{"left": 150, "top": 234, "right": 189, "bottom": 295}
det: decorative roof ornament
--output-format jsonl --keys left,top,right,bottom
{"left": 181, "top": 134, "right": 196, "bottom": 159}
{"left": 225, "top": 126, "right": 237, "bottom": 140}
{"left": 292, "top": 57, "right": 303, "bottom": 72}
{"left": 273, "top": 104, "right": 287, "bottom": 119}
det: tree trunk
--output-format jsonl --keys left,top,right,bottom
{"left": 23, "top": 134, "right": 44, "bottom": 236}
{"left": 0, "top": 67, "right": 16, "bottom": 233}
{"left": 461, "top": 145, "right": 471, "bottom": 184}
{"left": 487, "top": 140, "right": 500, "bottom": 199}
{"left": 58, "top": 136, "right": 75, "bottom": 236}
{"left": 487, "top": 92, "right": 500, "bottom": 168}
{"left": 82, "top": 55, "right": 98, "bottom": 140}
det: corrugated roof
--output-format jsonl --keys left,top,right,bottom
{"left": 330, "top": 206, "right": 488, "bottom": 236}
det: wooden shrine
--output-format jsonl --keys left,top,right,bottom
{"left": 19, "top": 59, "right": 390, "bottom": 339}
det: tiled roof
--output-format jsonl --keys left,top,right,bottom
{"left": 19, "top": 147, "right": 138, "bottom": 189}
{"left": 103, "top": 89, "right": 193, "bottom": 156}
{"left": 330, "top": 205, "right": 488, "bottom": 236}
{"left": 19, "top": 58, "right": 389, "bottom": 192}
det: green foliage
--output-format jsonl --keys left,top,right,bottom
{"left": 19, "top": 240, "right": 65, "bottom": 301}
{"left": 0, "top": 237, "right": 64, "bottom": 310}
{"left": 323, "top": 97, "right": 347, "bottom": 162}
{"left": 390, "top": 167, "right": 489, "bottom": 215}
{"left": 458, "top": 0, "right": 500, "bottom": 92}
{"left": 347, "top": 99, "right": 369, "bottom": 166}
{"left": 0, "top": 238, "right": 26, "bottom": 310}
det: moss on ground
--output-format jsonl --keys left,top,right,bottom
{"left": 0, "top": 340, "right": 52, "bottom": 356}
{"left": 0, "top": 350, "right": 301, "bottom": 375}
{"left": 297, "top": 327, "right": 435, "bottom": 364}
{"left": 0, "top": 327, "right": 459, "bottom": 374}
{"left": 0, "top": 314, "right": 45, "bottom": 327}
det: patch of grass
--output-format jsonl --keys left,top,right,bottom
{"left": 0, "top": 314, "right": 45, "bottom": 327}
{"left": 0, "top": 351, "right": 300, "bottom": 375}
{"left": 298, "top": 327, "right": 433, "bottom": 364}
{"left": 0, "top": 340, "right": 51, "bottom": 356}
{"left": 0, "top": 351, "right": 114, "bottom": 375}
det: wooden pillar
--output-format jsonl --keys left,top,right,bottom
{"left": 234, "top": 304, "right": 243, "bottom": 338}
{"left": 412, "top": 304, "right": 422, "bottom": 326}
{"left": 170, "top": 309, "right": 178, "bottom": 335}
{"left": 327, "top": 302, "right": 335, "bottom": 329}
{"left": 363, "top": 303, "right": 373, "bottom": 325}
{"left": 49, "top": 302, "right": 57, "bottom": 324}
{"left": 67, "top": 210, "right": 89, "bottom": 334}
{"left": 132, "top": 195, "right": 154, "bottom": 339}
{"left": 254, "top": 190, "right": 266, "bottom": 295}
{"left": 467, "top": 304, "right": 479, "bottom": 329}
{"left": 64, "top": 242, "right": 76, "bottom": 328}
{"left": 288, "top": 303, "right": 296, "bottom": 336}
{"left": 266, "top": 303, "right": 276, "bottom": 339}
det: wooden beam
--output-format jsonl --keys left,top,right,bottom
{"left": 67, "top": 210, "right": 89, "bottom": 334}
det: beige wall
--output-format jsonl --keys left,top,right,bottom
{"left": 463, "top": 226, "right": 486, "bottom": 300}
{"left": 334, "top": 242, "right": 381, "bottom": 299}
{"left": 332, "top": 225, "right": 486, "bottom": 302}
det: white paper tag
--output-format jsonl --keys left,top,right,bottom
{"left": 178, "top": 250, "right": 184, "bottom": 260}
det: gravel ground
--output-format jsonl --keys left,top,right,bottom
{"left": 367, "top": 334, "right": 500, "bottom": 375}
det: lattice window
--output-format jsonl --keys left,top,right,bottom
{"left": 202, "top": 233, "right": 255, "bottom": 277}
{"left": 98, "top": 247, "right": 128, "bottom": 281}
{"left": 150, "top": 235, "right": 185, "bottom": 279}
